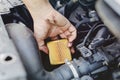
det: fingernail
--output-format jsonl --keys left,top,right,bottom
{"left": 68, "top": 42, "right": 72, "bottom": 47}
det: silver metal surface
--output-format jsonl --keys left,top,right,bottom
{"left": 0, "top": 16, "right": 9, "bottom": 37}
{"left": 0, "top": 0, "right": 23, "bottom": 14}
{"left": 0, "top": 16, "right": 27, "bottom": 80}
{"left": 115, "top": 0, "right": 120, "bottom": 5}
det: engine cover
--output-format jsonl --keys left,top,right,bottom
{"left": 0, "top": 16, "right": 26, "bottom": 80}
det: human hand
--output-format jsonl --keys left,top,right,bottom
{"left": 33, "top": 9, "right": 77, "bottom": 54}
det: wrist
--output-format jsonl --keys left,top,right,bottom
{"left": 23, "top": 0, "right": 54, "bottom": 19}
{"left": 31, "top": 6, "right": 54, "bottom": 20}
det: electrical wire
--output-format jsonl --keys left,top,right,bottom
{"left": 82, "top": 23, "right": 104, "bottom": 46}
{"left": 79, "top": 0, "right": 94, "bottom": 7}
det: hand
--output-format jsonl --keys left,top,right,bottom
{"left": 33, "top": 9, "right": 77, "bottom": 54}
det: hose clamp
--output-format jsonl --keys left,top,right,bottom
{"left": 65, "top": 59, "right": 79, "bottom": 79}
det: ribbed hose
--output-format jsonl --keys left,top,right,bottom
{"left": 6, "top": 23, "right": 74, "bottom": 80}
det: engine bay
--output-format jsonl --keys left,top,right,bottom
{"left": 42, "top": 0, "right": 120, "bottom": 80}
{"left": 0, "top": 0, "right": 120, "bottom": 80}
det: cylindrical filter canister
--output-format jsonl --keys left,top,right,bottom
{"left": 47, "top": 39, "right": 72, "bottom": 65}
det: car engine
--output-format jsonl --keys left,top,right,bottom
{"left": 0, "top": 0, "right": 120, "bottom": 80}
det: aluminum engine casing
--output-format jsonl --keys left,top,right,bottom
{"left": 0, "top": 16, "right": 26, "bottom": 80}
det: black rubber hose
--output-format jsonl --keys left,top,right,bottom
{"left": 6, "top": 23, "right": 74, "bottom": 80}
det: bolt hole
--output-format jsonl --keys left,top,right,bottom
{"left": 4, "top": 56, "right": 12, "bottom": 61}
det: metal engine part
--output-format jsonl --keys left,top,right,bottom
{"left": 0, "top": 0, "right": 23, "bottom": 14}
{"left": 0, "top": 16, "right": 26, "bottom": 80}
{"left": 1, "top": 0, "right": 120, "bottom": 80}
{"left": 5, "top": 22, "right": 119, "bottom": 80}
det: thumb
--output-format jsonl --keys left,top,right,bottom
{"left": 34, "top": 35, "right": 49, "bottom": 54}
{"left": 38, "top": 45, "right": 49, "bottom": 54}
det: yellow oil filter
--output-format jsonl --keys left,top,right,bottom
{"left": 47, "top": 39, "right": 72, "bottom": 65}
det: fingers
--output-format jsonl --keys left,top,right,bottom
{"left": 39, "top": 45, "right": 49, "bottom": 54}
{"left": 51, "top": 36, "right": 59, "bottom": 40}
{"left": 56, "top": 14, "right": 76, "bottom": 43}
{"left": 60, "top": 25, "right": 77, "bottom": 42}
{"left": 68, "top": 42, "right": 72, "bottom": 47}
{"left": 60, "top": 33, "right": 67, "bottom": 38}
{"left": 34, "top": 34, "right": 49, "bottom": 54}
{"left": 38, "top": 41, "right": 49, "bottom": 54}
{"left": 46, "top": 9, "right": 77, "bottom": 43}
{"left": 71, "top": 47, "right": 75, "bottom": 54}
{"left": 68, "top": 25, "right": 77, "bottom": 42}
{"left": 65, "top": 31, "right": 71, "bottom": 37}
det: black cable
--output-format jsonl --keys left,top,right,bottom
{"left": 79, "top": 0, "right": 94, "bottom": 7}
{"left": 82, "top": 23, "right": 104, "bottom": 45}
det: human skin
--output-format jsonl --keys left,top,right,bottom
{"left": 22, "top": 0, "right": 77, "bottom": 54}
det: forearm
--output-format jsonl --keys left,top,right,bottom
{"left": 22, "top": 0, "right": 53, "bottom": 19}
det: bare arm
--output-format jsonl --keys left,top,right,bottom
{"left": 22, "top": 0, "right": 77, "bottom": 53}
{"left": 22, "top": 0, "right": 53, "bottom": 19}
